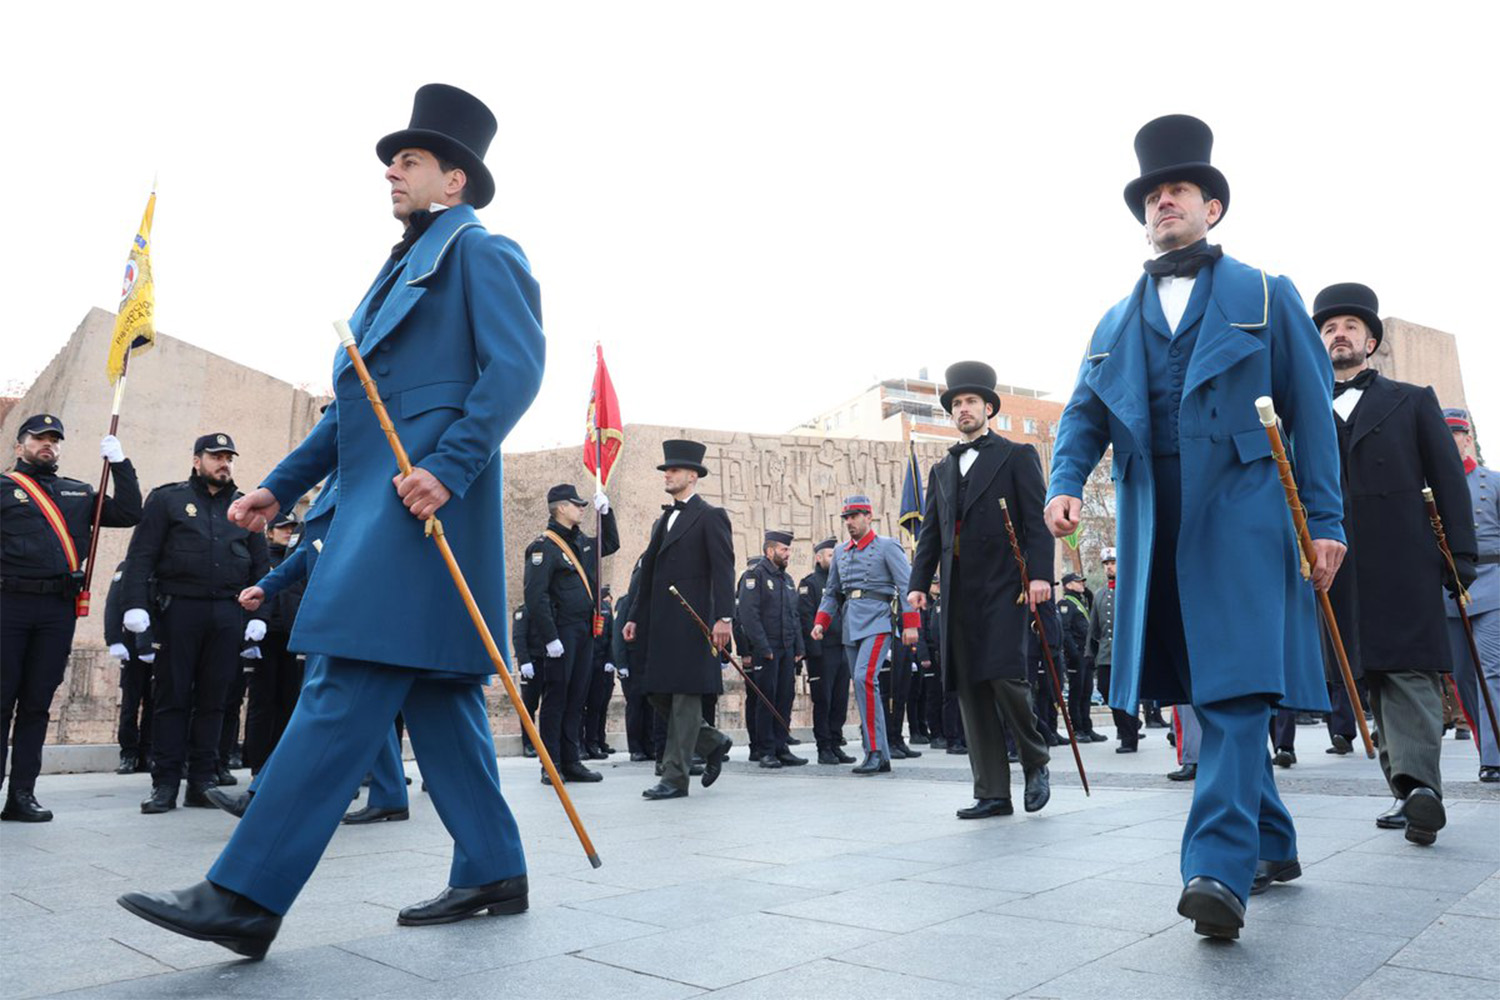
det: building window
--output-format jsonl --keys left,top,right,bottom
{"left": 1023, "top": 418, "right": 1038, "bottom": 435}
{"left": 995, "top": 415, "right": 1012, "bottom": 431}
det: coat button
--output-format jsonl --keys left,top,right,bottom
{"left": 377, "top": 364, "right": 390, "bottom": 376}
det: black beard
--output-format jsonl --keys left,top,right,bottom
{"left": 1331, "top": 353, "right": 1366, "bottom": 372}
{"left": 27, "top": 458, "right": 58, "bottom": 474}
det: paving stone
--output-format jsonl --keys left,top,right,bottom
{"left": 1385, "top": 914, "right": 1500, "bottom": 982}
{"left": 369, "top": 953, "right": 705, "bottom": 1000}
{"left": 0, "top": 937, "right": 171, "bottom": 1000}
{"left": 1248, "top": 875, "right": 1459, "bottom": 937}
{"left": 1448, "top": 876, "right": 1500, "bottom": 919}
{"left": 702, "top": 956, "right": 992, "bottom": 999}
{"left": 737, "top": 852, "right": 942, "bottom": 891}
{"left": 765, "top": 877, "right": 1023, "bottom": 932}
{"left": 1027, "top": 832, "right": 1179, "bottom": 865}
{"left": 909, "top": 852, "right": 1123, "bottom": 894}
{"left": 564, "top": 874, "right": 820, "bottom": 929}
{"left": 1304, "top": 849, "right": 1495, "bottom": 894}
{"left": 1016, "top": 959, "right": 1243, "bottom": 1000}
{"left": 988, "top": 876, "right": 1188, "bottom": 934}
{"left": 1343, "top": 964, "right": 1500, "bottom": 999}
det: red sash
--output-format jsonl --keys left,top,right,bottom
{"left": 6, "top": 472, "right": 89, "bottom": 617}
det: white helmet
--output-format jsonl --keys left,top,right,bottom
{"left": 1101, "top": 547, "right": 1117, "bottom": 562}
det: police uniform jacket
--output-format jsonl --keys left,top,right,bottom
{"left": 1059, "top": 591, "right": 1090, "bottom": 668}
{"left": 813, "top": 531, "right": 918, "bottom": 644}
{"left": 121, "top": 473, "right": 269, "bottom": 608}
{"left": 1028, "top": 597, "right": 1061, "bottom": 670}
{"left": 261, "top": 542, "right": 305, "bottom": 634}
{"left": 256, "top": 205, "right": 545, "bottom": 676}
{"left": 257, "top": 476, "right": 335, "bottom": 605}
{"left": 511, "top": 604, "right": 536, "bottom": 667}
{"left": 2, "top": 457, "right": 141, "bottom": 588}
{"left": 738, "top": 556, "right": 805, "bottom": 660}
{"left": 1448, "top": 460, "right": 1498, "bottom": 618}
{"left": 1086, "top": 584, "right": 1115, "bottom": 668}
{"left": 610, "top": 591, "right": 635, "bottom": 673}
{"left": 628, "top": 493, "right": 735, "bottom": 695}
{"left": 1339, "top": 373, "right": 1476, "bottom": 672}
{"left": 521, "top": 510, "right": 619, "bottom": 648}
{"left": 908, "top": 432, "right": 1051, "bottom": 686}
{"left": 919, "top": 601, "right": 941, "bottom": 670}
{"left": 798, "top": 565, "right": 842, "bottom": 662}
{"left": 103, "top": 563, "right": 155, "bottom": 655}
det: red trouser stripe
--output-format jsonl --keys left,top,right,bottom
{"left": 865, "top": 633, "right": 887, "bottom": 748}
{"left": 1172, "top": 706, "right": 1183, "bottom": 765}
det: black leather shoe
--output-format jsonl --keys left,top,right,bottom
{"left": 116, "top": 751, "right": 138, "bottom": 775}
{"left": 1024, "top": 766, "right": 1051, "bottom": 813}
{"left": 1402, "top": 787, "right": 1446, "bottom": 846}
{"left": 1272, "top": 749, "right": 1296, "bottom": 768}
{"left": 759, "top": 754, "right": 784, "bottom": 769}
{"left": 1455, "top": 728, "right": 1471, "bottom": 741}
{"left": 1167, "top": 763, "right": 1197, "bottom": 782}
{"left": 1177, "top": 876, "right": 1245, "bottom": 940}
{"left": 850, "top": 753, "right": 890, "bottom": 775}
{"left": 786, "top": 737, "right": 801, "bottom": 746}
{"left": 118, "top": 880, "right": 281, "bottom": 959}
{"left": 397, "top": 876, "right": 528, "bottom": 925}
{"left": 561, "top": 763, "right": 603, "bottom": 783}
{"left": 141, "top": 785, "right": 178, "bottom": 814}
{"left": 585, "top": 747, "right": 609, "bottom": 761}
{"left": 1249, "top": 857, "right": 1301, "bottom": 895}
{"left": 343, "top": 805, "right": 410, "bottom": 824}
{"left": 910, "top": 733, "right": 930, "bottom": 745}
{"left": 1326, "top": 734, "right": 1353, "bottom": 755}
{"left": 834, "top": 748, "right": 857, "bottom": 763}
{"left": 216, "top": 767, "right": 239, "bottom": 787}
{"left": 642, "top": 782, "right": 687, "bottom": 800}
{"left": 522, "top": 744, "right": 537, "bottom": 758}
{"left": 837, "top": 735, "right": 848, "bottom": 745}
{"left": 929, "top": 737, "right": 948, "bottom": 750}
{"left": 1043, "top": 730, "right": 1064, "bottom": 747}
{"left": 702, "top": 736, "right": 732, "bottom": 788}
{"left": 775, "top": 750, "right": 808, "bottom": 766}
{"left": 1116, "top": 745, "right": 1138, "bottom": 754}
{"left": 1, "top": 790, "right": 53, "bottom": 822}
{"left": 654, "top": 761, "right": 664, "bottom": 776}
{"left": 1086, "top": 731, "right": 1109, "bottom": 743}
{"left": 892, "top": 741, "right": 921, "bottom": 759}
{"left": 183, "top": 783, "right": 218, "bottom": 808}
{"left": 629, "top": 751, "right": 652, "bottom": 762}
{"left": 1481, "top": 766, "right": 1500, "bottom": 783}
{"left": 946, "top": 744, "right": 968, "bottom": 755}
{"left": 1375, "top": 798, "right": 1407, "bottom": 830}
{"left": 599, "top": 742, "right": 617, "bottom": 755}
{"left": 817, "top": 749, "right": 841, "bottom": 765}
{"left": 205, "top": 788, "right": 251, "bottom": 818}
{"left": 688, "top": 763, "right": 705, "bottom": 776}
{"left": 957, "top": 798, "right": 1013, "bottom": 819}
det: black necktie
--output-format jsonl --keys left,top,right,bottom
{"left": 1143, "top": 238, "right": 1223, "bottom": 279}
{"left": 389, "top": 209, "right": 441, "bottom": 261}
{"left": 1333, "top": 368, "right": 1376, "bottom": 398}
{"left": 661, "top": 500, "right": 687, "bottom": 512}
{"left": 949, "top": 435, "right": 991, "bottom": 457}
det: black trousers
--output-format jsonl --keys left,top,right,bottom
{"left": 1068, "top": 657, "right": 1097, "bottom": 734}
{"left": 1031, "top": 657, "right": 1060, "bottom": 738}
{"left": 1, "top": 592, "right": 76, "bottom": 794}
{"left": 753, "top": 651, "right": 794, "bottom": 757}
{"left": 743, "top": 657, "right": 762, "bottom": 757}
{"left": 884, "top": 641, "right": 915, "bottom": 741}
{"left": 243, "top": 631, "right": 303, "bottom": 773}
{"left": 620, "top": 671, "right": 653, "bottom": 754}
{"left": 536, "top": 620, "right": 593, "bottom": 766}
{"left": 219, "top": 660, "right": 248, "bottom": 767}
{"left": 1326, "top": 681, "right": 1358, "bottom": 741}
{"left": 583, "top": 664, "right": 614, "bottom": 749}
{"left": 1271, "top": 707, "right": 1298, "bottom": 751}
{"left": 518, "top": 673, "right": 542, "bottom": 750}
{"left": 151, "top": 597, "right": 241, "bottom": 788}
{"left": 808, "top": 652, "right": 850, "bottom": 750}
{"left": 944, "top": 690, "right": 966, "bottom": 743}
{"left": 921, "top": 665, "right": 944, "bottom": 736}
{"left": 118, "top": 651, "right": 155, "bottom": 758}
{"left": 1096, "top": 664, "right": 1142, "bottom": 748}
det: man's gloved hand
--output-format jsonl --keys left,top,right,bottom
{"left": 244, "top": 619, "right": 267, "bottom": 642}
{"left": 912, "top": 661, "right": 919, "bottom": 673}
{"left": 100, "top": 435, "right": 126, "bottom": 464}
{"left": 593, "top": 490, "right": 610, "bottom": 514}
{"left": 138, "top": 652, "right": 155, "bottom": 664}
{"left": 617, "top": 666, "right": 629, "bottom": 679}
{"left": 108, "top": 643, "right": 130, "bottom": 661}
{"left": 123, "top": 608, "right": 150, "bottom": 633}
{"left": 545, "top": 639, "right": 565, "bottom": 658}
{"left": 241, "top": 646, "right": 262, "bottom": 660}
{"left": 604, "top": 662, "right": 616, "bottom": 673}
{"left": 520, "top": 662, "right": 535, "bottom": 680}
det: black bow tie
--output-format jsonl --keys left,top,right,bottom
{"left": 949, "top": 435, "right": 992, "bottom": 457}
{"left": 389, "top": 208, "right": 442, "bottom": 261}
{"left": 662, "top": 500, "right": 688, "bottom": 512}
{"left": 1143, "top": 238, "right": 1223, "bottom": 279}
{"left": 1333, "top": 367, "right": 1376, "bottom": 398}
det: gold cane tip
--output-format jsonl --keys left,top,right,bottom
{"left": 333, "top": 319, "right": 356, "bottom": 347}
{"left": 587, "top": 853, "right": 603, "bottom": 869}
{"left": 1422, "top": 487, "right": 1434, "bottom": 501}
{"left": 999, "top": 498, "right": 1009, "bottom": 510}
{"left": 1255, "top": 396, "right": 1276, "bottom": 427}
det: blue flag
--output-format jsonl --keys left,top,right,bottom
{"left": 899, "top": 441, "right": 924, "bottom": 541}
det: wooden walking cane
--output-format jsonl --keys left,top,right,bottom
{"left": 334, "top": 321, "right": 601, "bottom": 868}
{"left": 1255, "top": 397, "right": 1375, "bottom": 758}
{"left": 668, "top": 584, "right": 792, "bottom": 733}
{"left": 1423, "top": 486, "right": 1500, "bottom": 753}
{"left": 998, "top": 498, "right": 1090, "bottom": 796}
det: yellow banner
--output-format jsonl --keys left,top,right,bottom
{"left": 107, "top": 191, "right": 157, "bottom": 383}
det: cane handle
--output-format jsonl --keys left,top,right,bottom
{"left": 1255, "top": 396, "right": 1276, "bottom": 427}
{"left": 334, "top": 319, "right": 357, "bottom": 347}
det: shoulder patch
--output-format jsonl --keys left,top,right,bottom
{"left": 799, "top": 585, "right": 809, "bottom": 594}
{"left": 745, "top": 577, "right": 756, "bottom": 588}
{"left": 514, "top": 610, "right": 524, "bottom": 620}
{"left": 530, "top": 551, "right": 543, "bottom": 565}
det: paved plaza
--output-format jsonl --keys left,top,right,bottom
{"left": 2, "top": 722, "right": 1496, "bottom": 1000}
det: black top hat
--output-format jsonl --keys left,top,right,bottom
{"left": 657, "top": 439, "right": 710, "bottom": 477}
{"left": 376, "top": 84, "right": 498, "bottom": 210}
{"left": 16, "top": 414, "right": 64, "bottom": 441}
{"left": 1123, "top": 115, "right": 1230, "bottom": 227}
{"left": 194, "top": 432, "right": 238, "bottom": 455}
{"left": 546, "top": 483, "right": 587, "bottom": 505}
{"left": 1311, "top": 283, "right": 1384, "bottom": 350}
{"left": 940, "top": 361, "right": 1001, "bottom": 414}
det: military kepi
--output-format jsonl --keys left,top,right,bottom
{"left": 1444, "top": 408, "right": 1472, "bottom": 433}
{"left": 657, "top": 439, "right": 710, "bottom": 476}
{"left": 377, "top": 84, "right": 498, "bottom": 210}
{"left": 1124, "top": 114, "right": 1230, "bottom": 226}
{"left": 841, "top": 494, "right": 872, "bottom": 516}
{"left": 15, "top": 414, "right": 64, "bottom": 440}
{"left": 546, "top": 483, "right": 587, "bottom": 505}
{"left": 1311, "top": 282, "right": 1384, "bottom": 350}
{"left": 194, "top": 433, "right": 238, "bottom": 455}
{"left": 941, "top": 361, "right": 1001, "bottom": 414}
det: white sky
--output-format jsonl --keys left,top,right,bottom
{"left": 5, "top": 2, "right": 1494, "bottom": 454}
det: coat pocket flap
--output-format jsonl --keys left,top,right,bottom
{"left": 399, "top": 381, "right": 470, "bottom": 419}
{"left": 1110, "top": 451, "right": 1133, "bottom": 481}
{"left": 1233, "top": 427, "right": 1273, "bottom": 464}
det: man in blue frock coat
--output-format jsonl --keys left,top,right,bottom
{"left": 118, "top": 83, "right": 546, "bottom": 959}
{"left": 1044, "top": 115, "right": 1345, "bottom": 940}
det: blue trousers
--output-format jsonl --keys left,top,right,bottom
{"left": 846, "top": 633, "right": 890, "bottom": 761}
{"left": 1449, "top": 612, "right": 1500, "bottom": 767}
{"left": 1182, "top": 695, "right": 1297, "bottom": 904}
{"left": 209, "top": 657, "right": 524, "bottom": 914}
{"left": 366, "top": 723, "right": 410, "bottom": 810}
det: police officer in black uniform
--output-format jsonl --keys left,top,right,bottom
{"left": 739, "top": 530, "right": 806, "bottom": 768}
{"left": 581, "top": 586, "right": 617, "bottom": 758}
{"left": 1059, "top": 573, "right": 1105, "bottom": 742}
{"left": 733, "top": 556, "right": 760, "bottom": 760}
{"left": 521, "top": 483, "right": 617, "bottom": 784}
{"left": 2, "top": 414, "right": 142, "bottom": 821}
{"left": 242, "top": 511, "right": 305, "bottom": 774}
{"left": 105, "top": 560, "right": 158, "bottom": 774}
{"left": 799, "top": 537, "right": 853, "bottom": 764}
{"left": 512, "top": 603, "right": 541, "bottom": 758}
{"left": 121, "top": 433, "right": 269, "bottom": 814}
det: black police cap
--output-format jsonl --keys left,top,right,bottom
{"left": 16, "top": 414, "right": 65, "bottom": 441}
{"left": 546, "top": 483, "right": 587, "bottom": 505}
{"left": 194, "top": 432, "right": 239, "bottom": 455}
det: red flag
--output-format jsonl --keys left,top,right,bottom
{"left": 583, "top": 344, "right": 623, "bottom": 487}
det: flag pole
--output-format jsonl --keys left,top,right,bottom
{"left": 78, "top": 348, "right": 132, "bottom": 616}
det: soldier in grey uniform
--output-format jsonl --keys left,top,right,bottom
{"left": 1443, "top": 408, "right": 1500, "bottom": 782}
{"left": 811, "top": 495, "right": 920, "bottom": 774}
{"left": 1087, "top": 548, "right": 1142, "bottom": 752}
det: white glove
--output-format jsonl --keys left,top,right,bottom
{"left": 617, "top": 667, "right": 629, "bottom": 679}
{"left": 123, "top": 608, "right": 150, "bottom": 633}
{"left": 593, "top": 490, "right": 610, "bottom": 514}
{"left": 244, "top": 619, "right": 267, "bottom": 642}
{"left": 912, "top": 662, "right": 919, "bottom": 673}
{"left": 545, "top": 639, "right": 565, "bottom": 658}
{"left": 108, "top": 643, "right": 130, "bottom": 661}
{"left": 520, "top": 662, "right": 535, "bottom": 679}
{"left": 241, "top": 646, "right": 262, "bottom": 660}
{"left": 605, "top": 662, "right": 616, "bottom": 673}
{"left": 138, "top": 652, "right": 156, "bottom": 664}
{"left": 100, "top": 435, "right": 125, "bottom": 464}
